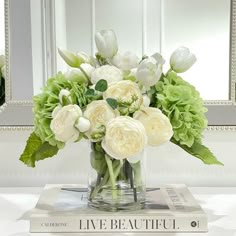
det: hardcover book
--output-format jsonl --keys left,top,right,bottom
{"left": 30, "top": 184, "right": 208, "bottom": 233}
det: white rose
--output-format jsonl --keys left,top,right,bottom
{"left": 111, "top": 51, "right": 139, "bottom": 71}
{"left": 102, "top": 116, "right": 147, "bottom": 160}
{"left": 50, "top": 104, "right": 82, "bottom": 142}
{"left": 95, "top": 29, "right": 118, "bottom": 58}
{"left": 170, "top": 47, "right": 196, "bottom": 73}
{"left": 0, "top": 55, "right": 5, "bottom": 69}
{"left": 103, "top": 80, "right": 143, "bottom": 113}
{"left": 84, "top": 100, "right": 119, "bottom": 141}
{"left": 91, "top": 65, "right": 122, "bottom": 85}
{"left": 136, "top": 57, "right": 162, "bottom": 88}
{"left": 134, "top": 107, "right": 173, "bottom": 146}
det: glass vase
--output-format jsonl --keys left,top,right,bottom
{"left": 88, "top": 142, "right": 146, "bottom": 211}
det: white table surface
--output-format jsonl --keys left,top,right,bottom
{"left": 0, "top": 187, "right": 236, "bottom": 236}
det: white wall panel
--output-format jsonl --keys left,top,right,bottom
{"left": 161, "top": 0, "right": 230, "bottom": 100}
{"left": 95, "top": 0, "right": 143, "bottom": 55}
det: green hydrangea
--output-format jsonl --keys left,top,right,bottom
{"left": 154, "top": 71, "right": 207, "bottom": 147}
{"left": 33, "top": 72, "right": 88, "bottom": 149}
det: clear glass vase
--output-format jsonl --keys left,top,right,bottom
{"left": 88, "top": 142, "right": 146, "bottom": 211}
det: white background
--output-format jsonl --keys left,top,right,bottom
{"left": 0, "top": 130, "right": 235, "bottom": 187}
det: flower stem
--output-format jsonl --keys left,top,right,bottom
{"left": 105, "top": 154, "right": 117, "bottom": 199}
{"left": 79, "top": 66, "right": 91, "bottom": 84}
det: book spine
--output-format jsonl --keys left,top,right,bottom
{"left": 30, "top": 215, "right": 208, "bottom": 233}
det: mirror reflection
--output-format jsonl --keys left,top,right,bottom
{"left": 54, "top": 0, "right": 231, "bottom": 101}
{"left": 0, "top": 0, "right": 5, "bottom": 106}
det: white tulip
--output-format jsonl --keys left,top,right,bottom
{"left": 50, "top": 104, "right": 82, "bottom": 143}
{"left": 111, "top": 51, "right": 139, "bottom": 71}
{"left": 91, "top": 65, "right": 122, "bottom": 85}
{"left": 59, "top": 89, "right": 72, "bottom": 104}
{"left": 75, "top": 117, "right": 91, "bottom": 133}
{"left": 84, "top": 100, "right": 119, "bottom": 141}
{"left": 151, "top": 53, "right": 165, "bottom": 65}
{"left": 58, "top": 48, "right": 84, "bottom": 68}
{"left": 95, "top": 29, "right": 118, "bottom": 58}
{"left": 102, "top": 116, "right": 147, "bottom": 160}
{"left": 0, "top": 55, "right": 5, "bottom": 69}
{"left": 134, "top": 107, "right": 173, "bottom": 146}
{"left": 136, "top": 57, "right": 162, "bottom": 87}
{"left": 170, "top": 47, "right": 196, "bottom": 73}
{"left": 77, "top": 52, "right": 95, "bottom": 66}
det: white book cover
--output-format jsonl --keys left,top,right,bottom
{"left": 30, "top": 184, "right": 208, "bottom": 233}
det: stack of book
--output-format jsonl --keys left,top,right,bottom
{"left": 30, "top": 184, "right": 207, "bottom": 233}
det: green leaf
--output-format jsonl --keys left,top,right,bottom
{"left": 85, "top": 88, "right": 95, "bottom": 96}
{"left": 95, "top": 79, "right": 108, "bottom": 92}
{"left": 19, "top": 132, "right": 59, "bottom": 167}
{"left": 106, "top": 98, "right": 118, "bottom": 109}
{"left": 171, "top": 138, "right": 224, "bottom": 165}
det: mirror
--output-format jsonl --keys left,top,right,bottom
{"left": 0, "top": 0, "right": 236, "bottom": 128}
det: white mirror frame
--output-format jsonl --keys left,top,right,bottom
{"left": 0, "top": 0, "right": 236, "bottom": 131}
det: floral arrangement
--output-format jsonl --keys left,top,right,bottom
{"left": 20, "top": 30, "right": 222, "bottom": 209}
{"left": 0, "top": 55, "right": 5, "bottom": 106}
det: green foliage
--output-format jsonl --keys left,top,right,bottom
{"left": 95, "top": 79, "right": 108, "bottom": 92}
{"left": 171, "top": 138, "right": 223, "bottom": 165}
{"left": 106, "top": 98, "right": 118, "bottom": 109}
{"left": 33, "top": 72, "right": 88, "bottom": 148}
{"left": 154, "top": 71, "right": 207, "bottom": 147}
{"left": 20, "top": 132, "right": 59, "bottom": 167}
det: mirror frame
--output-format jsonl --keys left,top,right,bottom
{"left": 0, "top": 0, "right": 236, "bottom": 131}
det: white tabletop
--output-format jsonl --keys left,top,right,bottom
{"left": 0, "top": 187, "right": 236, "bottom": 236}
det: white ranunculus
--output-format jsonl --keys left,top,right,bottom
{"left": 59, "top": 89, "right": 72, "bottom": 104}
{"left": 103, "top": 80, "right": 143, "bottom": 113}
{"left": 102, "top": 116, "right": 147, "bottom": 160}
{"left": 134, "top": 107, "right": 173, "bottom": 146}
{"left": 95, "top": 29, "right": 118, "bottom": 58}
{"left": 111, "top": 51, "right": 139, "bottom": 71}
{"left": 75, "top": 117, "right": 91, "bottom": 133}
{"left": 0, "top": 55, "right": 5, "bottom": 69}
{"left": 136, "top": 57, "right": 162, "bottom": 88}
{"left": 91, "top": 65, "right": 122, "bottom": 85}
{"left": 170, "top": 47, "right": 196, "bottom": 73}
{"left": 84, "top": 100, "right": 119, "bottom": 141}
{"left": 50, "top": 104, "right": 82, "bottom": 143}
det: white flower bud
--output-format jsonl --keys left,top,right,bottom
{"left": 59, "top": 89, "right": 71, "bottom": 104}
{"left": 58, "top": 48, "right": 84, "bottom": 68}
{"left": 75, "top": 117, "right": 91, "bottom": 133}
{"left": 170, "top": 47, "right": 196, "bottom": 73}
{"left": 142, "top": 94, "right": 151, "bottom": 107}
{"left": 95, "top": 30, "right": 118, "bottom": 58}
